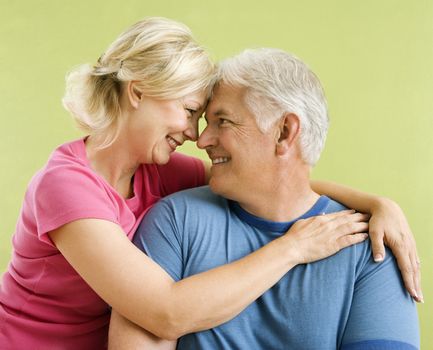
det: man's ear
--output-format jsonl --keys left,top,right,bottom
{"left": 275, "top": 113, "right": 300, "bottom": 156}
{"left": 126, "top": 81, "right": 143, "bottom": 109}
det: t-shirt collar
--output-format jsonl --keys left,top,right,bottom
{"left": 229, "top": 196, "right": 331, "bottom": 233}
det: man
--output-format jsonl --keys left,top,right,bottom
{"left": 110, "top": 49, "right": 419, "bottom": 349}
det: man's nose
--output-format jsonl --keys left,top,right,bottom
{"left": 197, "top": 125, "right": 215, "bottom": 149}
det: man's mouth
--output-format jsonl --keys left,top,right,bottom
{"left": 166, "top": 136, "right": 181, "bottom": 150}
{"left": 212, "top": 157, "right": 230, "bottom": 165}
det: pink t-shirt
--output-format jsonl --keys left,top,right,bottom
{"left": 0, "top": 138, "right": 205, "bottom": 349}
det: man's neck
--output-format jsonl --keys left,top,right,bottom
{"left": 237, "top": 167, "right": 319, "bottom": 223}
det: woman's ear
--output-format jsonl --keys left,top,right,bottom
{"left": 126, "top": 81, "right": 143, "bottom": 109}
{"left": 275, "top": 113, "right": 301, "bottom": 156}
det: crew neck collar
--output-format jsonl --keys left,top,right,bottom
{"left": 229, "top": 196, "right": 331, "bottom": 233}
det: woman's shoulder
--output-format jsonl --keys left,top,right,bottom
{"left": 46, "top": 137, "right": 89, "bottom": 168}
{"left": 28, "top": 138, "right": 104, "bottom": 196}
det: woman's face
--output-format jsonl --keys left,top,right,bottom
{"left": 125, "top": 89, "right": 207, "bottom": 165}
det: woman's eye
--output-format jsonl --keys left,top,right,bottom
{"left": 186, "top": 108, "right": 196, "bottom": 117}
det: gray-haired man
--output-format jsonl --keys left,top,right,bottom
{"left": 112, "top": 49, "right": 419, "bottom": 350}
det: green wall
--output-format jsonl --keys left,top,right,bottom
{"left": 1, "top": 0, "right": 431, "bottom": 347}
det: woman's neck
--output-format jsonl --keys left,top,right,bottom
{"left": 85, "top": 134, "right": 139, "bottom": 198}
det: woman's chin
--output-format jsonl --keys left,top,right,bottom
{"left": 152, "top": 152, "right": 171, "bottom": 165}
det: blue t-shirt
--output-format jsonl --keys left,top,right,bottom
{"left": 133, "top": 186, "right": 419, "bottom": 350}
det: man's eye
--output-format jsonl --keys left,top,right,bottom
{"left": 219, "top": 118, "right": 230, "bottom": 125}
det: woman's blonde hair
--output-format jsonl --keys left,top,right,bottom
{"left": 63, "top": 17, "right": 215, "bottom": 147}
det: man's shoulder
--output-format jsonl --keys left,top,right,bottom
{"left": 320, "top": 198, "right": 400, "bottom": 281}
{"left": 162, "top": 185, "right": 219, "bottom": 202}
{"left": 316, "top": 197, "right": 375, "bottom": 267}
{"left": 321, "top": 196, "right": 349, "bottom": 214}
{"left": 152, "top": 185, "right": 228, "bottom": 214}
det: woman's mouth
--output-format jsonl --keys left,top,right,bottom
{"left": 166, "top": 136, "right": 181, "bottom": 150}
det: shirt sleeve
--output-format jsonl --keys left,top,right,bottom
{"left": 340, "top": 245, "right": 420, "bottom": 350}
{"left": 157, "top": 152, "right": 205, "bottom": 197}
{"left": 132, "top": 197, "right": 184, "bottom": 281}
{"left": 32, "top": 164, "right": 118, "bottom": 247}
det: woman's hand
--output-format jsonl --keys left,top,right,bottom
{"left": 368, "top": 198, "right": 423, "bottom": 302}
{"left": 285, "top": 210, "right": 369, "bottom": 264}
{"left": 309, "top": 180, "right": 423, "bottom": 302}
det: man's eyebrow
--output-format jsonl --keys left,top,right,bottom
{"left": 204, "top": 108, "right": 233, "bottom": 122}
{"left": 213, "top": 109, "right": 231, "bottom": 117}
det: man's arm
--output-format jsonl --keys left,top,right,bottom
{"left": 108, "top": 310, "right": 176, "bottom": 350}
{"left": 311, "top": 179, "right": 422, "bottom": 302}
{"left": 340, "top": 246, "right": 420, "bottom": 350}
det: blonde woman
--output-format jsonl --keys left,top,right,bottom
{"left": 0, "top": 17, "right": 420, "bottom": 349}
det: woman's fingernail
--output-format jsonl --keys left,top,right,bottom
{"left": 374, "top": 254, "right": 383, "bottom": 262}
{"left": 419, "top": 292, "right": 424, "bottom": 303}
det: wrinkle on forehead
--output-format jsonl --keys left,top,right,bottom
{"left": 206, "top": 84, "right": 257, "bottom": 125}
{"left": 206, "top": 97, "right": 243, "bottom": 122}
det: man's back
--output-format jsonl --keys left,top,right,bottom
{"left": 134, "top": 186, "right": 419, "bottom": 350}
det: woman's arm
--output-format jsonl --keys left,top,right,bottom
{"left": 311, "top": 180, "right": 422, "bottom": 302}
{"left": 49, "top": 211, "right": 367, "bottom": 340}
{"left": 108, "top": 310, "right": 176, "bottom": 350}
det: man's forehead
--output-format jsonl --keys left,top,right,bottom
{"left": 206, "top": 84, "right": 244, "bottom": 115}
{"left": 212, "top": 82, "right": 244, "bottom": 98}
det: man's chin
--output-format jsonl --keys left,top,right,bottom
{"left": 208, "top": 178, "right": 237, "bottom": 201}
{"left": 208, "top": 177, "right": 224, "bottom": 195}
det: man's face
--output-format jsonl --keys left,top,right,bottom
{"left": 198, "top": 83, "right": 278, "bottom": 203}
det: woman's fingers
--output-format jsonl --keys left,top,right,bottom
{"left": 393, "top": 247, "right": 418, "bottom": 300}
{"left": 408, "top": 237, "right": 423, "bottom": 302}
{"left": 320, "top": 209, "right": 356, "bottom": 220}
{"left": 367, "top": 198, "right": 423, "bottom": 302}
{"left": 410, "top": 252, "right": 423, "bottom": 303}
{"left": 409, "top": 236, "right": 423, "bottom": 302}
{"left": 383, "top": 230, "right": 423, "bottom": 303}
{"left": 337, "top": 233, "right": 369, "bottom": 249}
{"left": 329, "top": 213, "right": 370, "bottom": 233}
{"left": 301, "top": 211, "right": 368, "bottom": 230}
{"left": 369, "top": 228, "right": 386, "bottom": 262}
{"left": 288, "top": 211, "right": 370, "bottom": 265}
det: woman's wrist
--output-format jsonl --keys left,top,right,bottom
{"left": 370, "top": 196, "right": 398, "bottom": 215}
{"left": 273, "top": 234, "right": 301, "bottom": 269}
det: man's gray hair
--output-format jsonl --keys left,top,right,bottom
{"left": 216, "top": 48, "right": 329, "bottom": 166}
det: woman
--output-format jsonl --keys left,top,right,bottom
{"left": 0, "top": 17, "right": 420, "bottom": 349}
